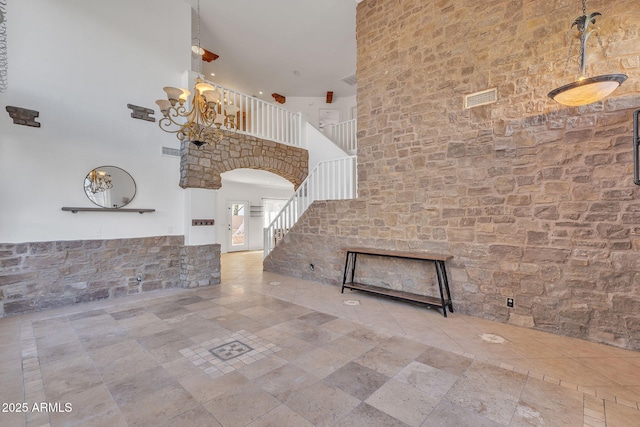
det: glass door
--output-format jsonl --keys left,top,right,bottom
{"left": 227, "top": 200, "right": 249, "bottom": 252}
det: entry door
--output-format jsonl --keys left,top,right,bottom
{"left": 227, "top": 200, "right": 249, "bottom": 252}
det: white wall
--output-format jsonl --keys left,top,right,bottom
{"left": 215, "top": 180, "right": 294, "bottom": 253}
{"left": 285, "top": 95, "right": 357, "bottom": 129}
{"left": 0, "top": 0, "right": 191, "bottom": 243}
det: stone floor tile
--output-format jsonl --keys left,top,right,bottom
{"left": 394, "top": 361, "right": 458, "bottom": 399}
{"left": 444, "top": 375, "right": 520, "bottom": 425}
{"left": 324, "top": 361, "right": 390, "bottom": 400}
{"left": 202, "top": 386, "right": 281, "bottom": 427}
{"left": 335, "top": 402, "right": 410, "bottom": 427}
{"left": 355, "top": 346, "right": 415, "bottom": 377}
{"left": 40, "top": 355, "right": 103, "bottom": 401}
{"left": 510, "top": 377, "right": 584, "bottom": 426}
{"left": 574, "top": 357, "right": 640, "bottom": 387}
{"left": 422, "top": 399, "right": 502, "bottom": 427}
{"left": 237, "top": 354, "right": 288, "bottom": 380}
{"left": 295, "top": 326, "right": 342, "bottom": 347}
{"left": 322, "top": 334, "right": 376, "bottom": 360}
{"left": 365, "top": 378, "right": 440, "bottom": 427}
{"left": 284, "top": 379, "right": 361, "bottom": 426}
{"left": 292, "top": 346, "right": 352, "bottom": 379}
{"left": 159, "top": 405, "right": 222, "bottom": 427}
{"left": 245, "top": 404, "right": 314, "bottom": 427}
{"left": 48, "top": 383, "right": 116, "bottom": 427}
{"left": 415, "top": 345, "right": 473, "bottom": 376}
{"left": 106, "top": 365, "right": 177, "bottom": 407}
{"left": 604, "top": 400, "right": 640, "bottom": 426}
{"left": 252, "top": 363, "right": 320, "bottom": 402}
{"left": 119, "top": 383, "right": 199, "bottom": 427}
{"left": 97, "top": 349, "right": 161, "bottom": 384}
{"left": 376, "top": 335, "right": 429, "bottom": 359}
{"left": 461, "top": 360, "right": 528, "bottom": 397}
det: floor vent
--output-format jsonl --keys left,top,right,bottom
{"left": 464, "top": 87, "right": 497, "bottom": 109}
{"left": 341, "top": 73, "right": 357, "bottom": 86}
{"left": 161, "top": 146, "right": 180, "bottom": 157}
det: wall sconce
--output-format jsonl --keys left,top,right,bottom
{"left": 548, "top": 0, "right": 627, "bottom": 107}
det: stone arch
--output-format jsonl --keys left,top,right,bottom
{"left": 179, "top": 133, "right": 308, "bottom": 190}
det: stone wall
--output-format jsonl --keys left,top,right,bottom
{"left": 180, "top": 244, "right": 221, "bottom": 288}
{"left": 180, "top": 132, "right": 308, "bottom": 190}
{"left": 0, "top": 236, "right": 221, "bottom": 317}
{"left": 265, "top": 0, "right": 640, "bottom": 350}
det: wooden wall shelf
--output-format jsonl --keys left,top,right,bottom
{"left": 62, "top": 207, "right": 155, "bottom": 214}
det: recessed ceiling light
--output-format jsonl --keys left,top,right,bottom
{"left": 210, "top": 73, "right": 215, "bottom": 76}
{"left": 259, "top": 91, "right": 263, "bottom": 95}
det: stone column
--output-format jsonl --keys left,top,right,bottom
{"left": 179, "top": 244, "right": 221, "bottom": 288}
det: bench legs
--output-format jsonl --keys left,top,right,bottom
{"left": 341, "top": 251, "right": 357, "bottom": 293}
{"left": 435, "top": 260, "right": 454, "bottom": 315}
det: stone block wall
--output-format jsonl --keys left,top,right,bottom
{"left": 265, "top": 0, "right": 640, "bottom": 350}
{"left": 0, "top": 236, "right": 222, "bottom": 317}
{"left": 180, "top": 132, "right": 308, "bottom": 190}
{"left": 180, "top": 244, "right": 221, "bottom": 288}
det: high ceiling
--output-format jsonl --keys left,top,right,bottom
{"left": 191, "top": 0, "right": 358, "bottom": 102}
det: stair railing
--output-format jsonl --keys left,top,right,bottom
{"left": 263, "top": 156, "right": 357, "bottom": 257}
{"left": 326, "top": 119, "right": 357, "bottom": 154}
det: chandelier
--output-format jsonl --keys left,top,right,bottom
{"left": 155, "top": 0, "right": 239, "bottom": 147}
{"left": 155, "top": 79, "right": 239, "bottom": 147}
{"left": 84, "top": 169, "right": 112, "bottom": 194}
{"left": 548, "top": 0, "right": 627, "bottom": 107}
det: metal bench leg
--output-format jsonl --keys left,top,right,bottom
{"left": 341, "top": 252, "right": 351, "bottom": 293}
{"left": 438, "top": 260, "right": 454, "bottom": 313}
{"left": 434, "top": 260, "right": 448, "bottom": 317}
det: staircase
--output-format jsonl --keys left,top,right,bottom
{"left": 199, "top": 77, "right": 358, "bottom": 256}
{"left": 263, "top": 155, "right": 357, "bottom": 257}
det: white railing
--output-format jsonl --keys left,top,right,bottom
{"left": 205, "top": 79, "right": 305, "bottom": 148}
{"left": 326, "top": 119, "right": 357, "bottom": 154}
{"left": 264, "top": 156, "right": 357, "bottom": 257}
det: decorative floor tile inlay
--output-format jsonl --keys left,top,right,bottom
{"left": 210, "top": 340, "right": 253, "bottom": 361}
{"left": 179, "top": 330, "right": 281, "bottom": 378}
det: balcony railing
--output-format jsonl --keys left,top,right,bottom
{"left": 204, "top": 79, "right": 305, "bottom": 148}
{"left": 326, "top": 119, "right": 357, "bottom": 154}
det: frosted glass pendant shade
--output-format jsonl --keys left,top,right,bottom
{"left": 548, "top": 74, "right": 627, "bottom": 106}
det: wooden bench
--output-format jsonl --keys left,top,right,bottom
{"left": 341, "top": 248, "right": 454, "bottom": 317}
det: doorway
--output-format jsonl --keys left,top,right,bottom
{"left": 227, "top": 200, "right": 249, "bottom": 252}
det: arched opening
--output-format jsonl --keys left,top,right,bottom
{"left": 216, "top": 169, "right": 294, "bottom": 255}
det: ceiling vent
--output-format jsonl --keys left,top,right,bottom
{"left": 464, "top": 87, "right": 497, "bottom": 109}
{"left": 341, "top": 73, "right": 357, "bottom": 86}
{"left": 161, "top": 146, "right": 180, "bottom": 157}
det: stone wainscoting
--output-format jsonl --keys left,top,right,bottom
{"left": 180, "top": 244, "right": 221, "bottom": 288}
{"left": 0, "top": 236, "right": 221, "bottom": 317}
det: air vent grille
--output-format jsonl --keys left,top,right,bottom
{"left": 161, "top": 146, "right": 180, "bottom": 157}
{"left": 341, "top": 73, "right": 357, "bottom": 86}
{"left": 464, "top": 87, "right": 497, "bottom": 109}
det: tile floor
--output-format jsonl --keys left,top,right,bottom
{"left": 0, "top": 250, "right": 639, "bottom": 426}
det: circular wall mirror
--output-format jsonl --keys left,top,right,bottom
{"left": 83, "top": 166, "right": 136, "bottom": 208}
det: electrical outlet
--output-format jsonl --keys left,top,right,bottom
{"left": 507, "top": 298, "right": 514, "bottom": 308}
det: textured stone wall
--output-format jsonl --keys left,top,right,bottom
{"left": 0, "top": 236, "right": 222, "bottom": 317}
{"left": 180, "top": 244, "right": 221, "bottom": 288}
{"left": 180, "top": 133, "right": 308, "bottom": 190}
{"left": 265, "top": 0, "right": 640, "bottom": 350}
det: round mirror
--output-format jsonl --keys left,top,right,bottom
{"left": 83, "top": 166, "right": 136, "bottom": 208}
